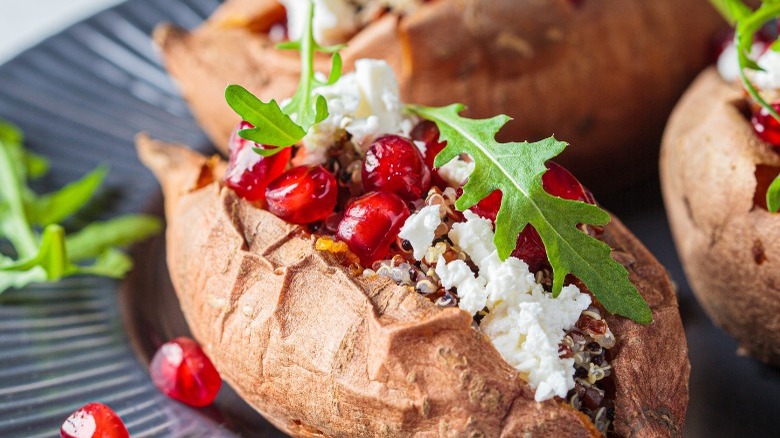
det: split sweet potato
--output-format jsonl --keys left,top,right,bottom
{"left": 152, "top": 0, "right": 723, "bottom": 191}
{"left": 660, "top": 68, "right": 780, "bottom": 365}
{"left": 137, "top": 135, "right": 689, "bottom": 436}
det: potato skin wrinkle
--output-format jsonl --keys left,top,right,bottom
{"left": 661, "top": 68, "right": 780, "bottom": 366}
{"left": 153, "top": 0, "right": 723, "bottom": 192}
{"left": 138, "top": 135, "right": 690, "bottom": 437}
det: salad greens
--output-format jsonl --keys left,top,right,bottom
{"left": 0, "top": 119, "right": 161, "bottom": 294}
{"left": 225, "top": 0, "right": 342, "bottom": 156}
{"left": 711, "top": 0, "right": 780, "bottom": 212}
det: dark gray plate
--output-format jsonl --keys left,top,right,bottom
{"left": 0, "top": 0, "right": 779, "bottom": 437}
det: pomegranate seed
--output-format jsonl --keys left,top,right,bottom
{"left": 265, "top": 165, "right": 338, "bottom": 224}
{"left": 150, "top": 337, "right": 222, "bottom": 407}
{"left": 60, "top": 403, "right": 128, "bottom": 438}
{"left": 362, "top": 134, "right": 431, "bottom": 201}
{"left": 464, "top": 188, "right": 502, "bottom": 222}
{"left": 411, "top": 120, "right": 449, "bottom": 188}
{"left": 752, "top": 102, "right": 780, "bottom": 148}
{"left": 225, "top": 120, "right": 292, "bottom": 203}
{"left": 336, "top": 191, "right": 410, "bottom": 264}
{"left": 542, "top": 161, "right": 595, "bottom": 204}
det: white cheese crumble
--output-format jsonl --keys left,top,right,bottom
{"left": 282, "top": 0, "right": 422, "bottom": 45}
{"left": 437, "top": 211, "right": 591, "bottom": 401}
{"left": 280, "top": 0, "right": 358, "bottom": 46}
{"left": 398, "top": 205, "right": 441, "bottom": 260}
{"left": 303, "top": 59, "right": 415, "bottom": 161}
{"left": 438, "top": 157, "right": 475, "bottom": 187}
{"left": 753, "top": 49, "right": 780, "bottom": 91}
{"left": 717, "top": 40, "right": 768, "bottom": 83}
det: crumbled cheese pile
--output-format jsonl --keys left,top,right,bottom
{"left": 301, "top": 59, "right": 415, "bottom": 160}
{"left": 401, "top": 208, "right": 591, "bottom": 401}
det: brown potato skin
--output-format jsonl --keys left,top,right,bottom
{"left": 661, "top": 68, "right": 780, "bottom": 365}
{"left": 138, "top": 136, "right": 689, "bottom": 437}
{"left": 153, "top": 0, "right": 723, "bottom": 192}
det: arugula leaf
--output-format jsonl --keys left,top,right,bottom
{"left": 410, "top": 104, "right": 652, "bottom": 324}
{"left": 224, "top": 0, "right": 342, "bottom": 154}
{"left": 26, "top": 166, "right": 107, "bottom": 226}
{"left": 225, "top": 86, "right": 306, "bottom": 149}
{"left": 767, "top": 174, "right": 780, "bottom": 212}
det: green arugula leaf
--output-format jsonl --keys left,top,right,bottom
{"left": 26, "top": 166, "right": 107, "bottom": 226}
{"left": 65, "top": 215, "right": 161, "bottom": 261}
{"left": 767, "top": 174, "right": 780, "bottom": 212}
{"left": 224, "top": 0, "right": 342, "bottom": 154}
{"left": 225, "top": 85, "right": 306, "bottom": 148}
{"left": 410, "top": 104, "right": 652, "bottom": 324}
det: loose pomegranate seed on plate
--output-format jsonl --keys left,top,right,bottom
{"left": 224, "top": 120, "right": 292, "bottom": 203}
{"left": 336, "top": 191, "right": 410, "bottom": 265}
{"left": 265, "top": 165, "right": 338, "bottom": 224}
{"left": 150, "top": 337, "right": 222, "bottom": 407}
{"left": 752, "top": 102, "right": 780, "bottom": 148}
{"left": 362, "top": 134, "right": 431, "bottom": 201}
{"left": 60, "top": 402, "right": 129, "bottom": 438}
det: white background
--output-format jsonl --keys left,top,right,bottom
{"left": 0, "top": 0, "right": 123, "bottom": 63}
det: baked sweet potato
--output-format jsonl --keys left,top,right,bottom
{"left": 137, "top": 135, "right": 690, "bottom": 436}
{"left": 660, "top": 67, "right": 780, "bottom": 365}
{"left": 153, "top": 0, "right": 723, "bottom": 191}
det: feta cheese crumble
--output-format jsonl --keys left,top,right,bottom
{"left": 282, "top": 0, "right": 423, "bottom": 46}
{"left": 398, "top": 205, "right": 441, "bottom": 260}
{"left": 437, "top": 211, "right": 592, "bottom": 401}
{"left": 753, "top": 49, "right": 780, "bottom": 91}
{"left": 716, "top": 40, "right": 768, "bottom": 83}
{"left": 303, "top": 59, "right": 415, "bottom": 160}
{"left": 438, "top": 157, "right": 475, "bottom": 187}
{"left": 280, "top": 0, "right": 358, "bottom": 46}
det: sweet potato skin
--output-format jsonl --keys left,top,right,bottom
{"left": 660, "top": 68, "right": 780, "bottom": 365}
{"left": 154, "top": 0, "right": 723, "bottom": 191}
{"left": 138, "top": 136, "right": 689, "bottom": 437}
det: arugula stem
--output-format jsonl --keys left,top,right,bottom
{"left": 0, "top": 139, "right": 38, "bottom": 258}
{"left": 284, "top": 0, "right": 316, "bottom": 122}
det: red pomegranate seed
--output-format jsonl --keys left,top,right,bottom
{"left": 362, "top": 134, "right": 431, "bottom": 201}
{"left": 150, "top": 337, "right": 222, "bottom": 407}
{"left": 542, "top": 161, "right": 595, "bottom": 204}
{"left": 411, "top": 120, "right": 449, "bottom": 188}
{"left": 60, "top": 402, "right": 128, "bottom": 438}
{"left": 336, "top": 191, "right": 410, "bottom": 264}
{"left": 752, "top": 102, "right": 780, "bottom": 148}
{"left": 265, "top": 165, "right": 338, "bottom": 224}
{"left": 224, "top": 120, "right": 292, "bottom": 203}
